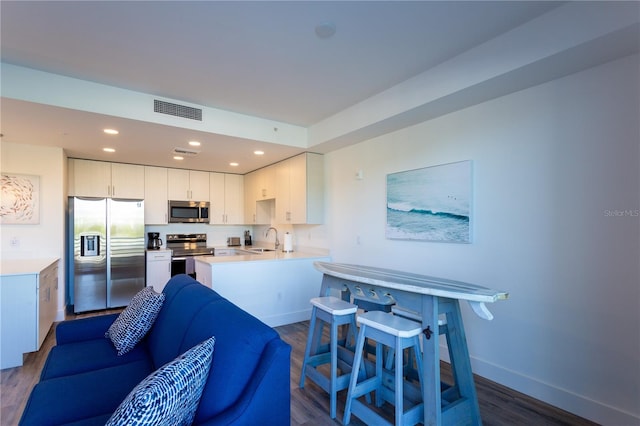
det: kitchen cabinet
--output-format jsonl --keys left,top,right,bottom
{"left": 167, "top": 169, "right": 209, "bottom": 201}
{"left": 69, "top": 159, "right": 144, "bottom": 199}
{"left": 254, "top": 165, "right": 276, "bottom": 201}
{"left": 1, "top": 258, "right": 59, "bottom": 369}
{"left": 210, "top": 173, "right": 244, "bottom": 224}
{"left": 146, "top": 250, "right": 172, "bottom": 293}
{"left": 243, "top": 172, "right": 271, "bottom": 224}
{"left": 274, "top": 153, "right": 324, "bottom": 224}
{"left": 144, "top": 166, "right": 168, "bottom": 224}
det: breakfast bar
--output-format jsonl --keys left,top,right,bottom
{"left": 314, "top": 261, "right": 509, "bottom": 426}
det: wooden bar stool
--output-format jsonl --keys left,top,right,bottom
{"left": 299, "top": 296, "right": 359, "bottom": 419}
{"left": 387, "top": 306, "right": 448, "bottom": 381}
{"left": 344, "top": 310, "right": 424, "bottom": 426}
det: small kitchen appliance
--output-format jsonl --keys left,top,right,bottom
{"left": 147, "top": 232, "right": 162, "bottom": 250}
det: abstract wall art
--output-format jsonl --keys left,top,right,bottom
{"left": 0, "top": 173, "right": 40, "bottom": 224}
{"left": 386, "top": 160, "right": 472, "bottom": 243}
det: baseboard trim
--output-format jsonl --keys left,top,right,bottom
{"left": 440, "top": 344, "right": 639, "bottom": 425}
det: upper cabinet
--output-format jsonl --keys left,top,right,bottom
{"left": 210, "top": 173, "right": 244, "bottom": 224}
{"left": 254, "top": 166, "right": 276, "bottom": 201}
{"left": 144, "top": 166, "right": 168, "bottom": 225}
{"left": 274, "top": 153, "right": 324, "bottom": 224}
{"left": 69, "top": 159, "right": 144, "bottom": 199}
{"left": 167, "top": 169, "right": 209, "bottom": 201}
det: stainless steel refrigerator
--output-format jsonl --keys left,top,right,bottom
{"left": 68, "top": 197, "right": 145, "bottom": 313}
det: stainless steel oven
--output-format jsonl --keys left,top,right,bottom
{"left": 166, "top": 233, "right": 214, "bottom": 278}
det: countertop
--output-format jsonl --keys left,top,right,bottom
{"left": 0, "top": 258, "right": 60, "bottom": 276}
{"left": 195, "top": 249, "right": 330, "bottom": 265}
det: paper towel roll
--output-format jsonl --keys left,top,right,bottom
{"left": 283, "top": 232, "right": 293, "bottom": 252}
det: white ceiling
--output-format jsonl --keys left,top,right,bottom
{"left": 0, "top": 1, "right": 582, "bottom": 173}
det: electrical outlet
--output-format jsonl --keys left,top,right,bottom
{"left": 10, "top": 237, "right": 20, "bottom": 248}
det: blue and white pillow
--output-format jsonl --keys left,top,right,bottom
{"left": 106, "top": 336, "right": 215, "bottom": 426}
{"left": 106, "top": 286, "right": 165, "bottom": 356}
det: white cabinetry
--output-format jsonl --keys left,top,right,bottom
{"left": 275, "top": 153, "right": 324, "bottom": 224}
{"left": 1, "top": 258, "right": 59, "bottom": 369}
{"left": 243, "top": 171, "right": 270, "bottom": 224}
{"left": 146, "top": 250, "right": 172, "bottom": 293}
{"left": 144, "top": 166, "right": 168, "bottom": 224}
{"left": 254, "top": 166, "right": 276, "bottom": 201}
{"left": 167, "top": 169, "right": 210, "bottom": 201}
{"left": 69, "top": 159, "right": 144, "bottom": 199}
{"left": 210, "top": 173, "right": 244, "bottom": 224}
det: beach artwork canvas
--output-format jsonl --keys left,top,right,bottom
{"left": 386, "top": 160, "right": 472, "bottom": 243}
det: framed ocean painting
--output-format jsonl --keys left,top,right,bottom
{"left": 386, "top": 160, "right": 472, "bottom": 243}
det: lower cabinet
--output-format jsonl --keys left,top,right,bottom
{"left": 146, "top": 250, "right": 172, "bottom": 293}
{"left": 0, "top": 259, "right": 59, "bottom": 369}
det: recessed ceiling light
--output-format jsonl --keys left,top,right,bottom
{"left": 254, "top": 150, "right": 264, "bottom": 155}
{"left": 103, "top": 147, "right": 116, "bottom": 153}
{"left": 229, "top": 162, "right": 239, "bottom": 167}
{"left": 188, "top": 140, "right": 201, "bottom": 146}
{"left": 315, "top": 22, "right": 336, "bottom": 39}
{"left": 173, "top": 156, "right": 184, "bottom": 160}
{"left": 103, "top": 128, "right": 119, "bottom": 135}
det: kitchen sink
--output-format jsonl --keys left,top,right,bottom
{"left": 246, "top": 248, "right": 276, "bottom": 253}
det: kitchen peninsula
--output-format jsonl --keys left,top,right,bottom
{"left": 195, "top": 249, "right": 330, "bottom": 327}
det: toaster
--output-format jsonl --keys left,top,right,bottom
{"left": 227, "top": 237, "right": 241, "bottom": 247}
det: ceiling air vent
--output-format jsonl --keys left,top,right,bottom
{"left": 173, "top": 147, "right": 200, "bottom": 156}
{"left": 154, "top": 99, "right": 202, "bottom": 121}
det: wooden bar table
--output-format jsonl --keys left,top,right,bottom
{"left": 314, "top": 261, "right": 509, "bottom": 426}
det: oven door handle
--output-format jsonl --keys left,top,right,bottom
{"left": 172, "top": 257, "right": 187, "bottom": 261}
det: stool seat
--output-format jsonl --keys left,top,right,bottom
{"left": 311, "top": 296, "right": 358, "bottom": 315}
{"left": 358, "top": 310, "right": 422, "bottom": 338}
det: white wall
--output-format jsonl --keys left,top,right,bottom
{"left": 324, "top": 54, "right": 639, "bottom": 424}
{"left": 1, "top": 141, "right": 67, "bottom": 321}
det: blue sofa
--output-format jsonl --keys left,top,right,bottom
{"left": 20, "top": 274, "right": 291, "bottom": 425}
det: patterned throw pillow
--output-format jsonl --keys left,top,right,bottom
{"left": 106, "top": 286, "right": 165, "bottom": 356}
{"left": 106, "top": 336, "right": 215, "bottom": 426}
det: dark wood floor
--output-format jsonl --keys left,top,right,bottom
{"left": 1, "top": 316, "right": 597, "bottom": 426}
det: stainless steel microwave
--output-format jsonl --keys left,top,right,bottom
{"left": 168, "top": 200, "right": 210, "bottom": 223}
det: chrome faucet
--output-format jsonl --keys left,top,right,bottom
{"left": 265, "top": 227, "right": 279, "bottom": 250}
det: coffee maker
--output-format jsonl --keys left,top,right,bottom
{"left": 147, "top": 232, "right": 162, "bottom": 250}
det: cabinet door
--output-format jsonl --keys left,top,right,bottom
{"left": 189, "top": 171, "right": 210, "bottom": 201}
{"left": 111, "top": 163, "right": 145, "bottom": 199}
{"left": 274, "top": 159, "right": 291, "bottom": 223}
{"left": 69, "top": 159, "right": 111, "bottom": 197}
{"left": 256, "top": 166, "right": 276, "bottom": 200}
{"left": 224, "top": 174, "right": 244, "bottom": 224}
{"left": 144, "top": 166, "right": 168, "bottom": 224}
{"left": 38, "top": 262, "right": 58, "bottom": 348}
{"left": 288, "top": 154, "right": 308, "bottom": 223}
{"left": 167, "top": 169, "right": 191, "bottom": 200}
{"left": 244, "top": 171, "right": 258, "bottom": 223}
{"left": 146, "top": 252, "right": 172, "bottom": 293}
{"left": 209, "top": 172, "right": 226, "bottom": 224}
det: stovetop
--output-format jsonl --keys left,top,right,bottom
{"left": 166, "top": 233, "right": 213, "bottom": 257}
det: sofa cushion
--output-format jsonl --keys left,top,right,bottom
{"left": 106, "top": 287, "right": 165, "bottom": 356}
{"left": 106, "top": 336, "right": 215, "bottom": 426}
{"left": 41, "top": 338, "right": 150, "bottom": 380}
{"left": 19, "top": 361, "right": 152, "bottom": 426}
